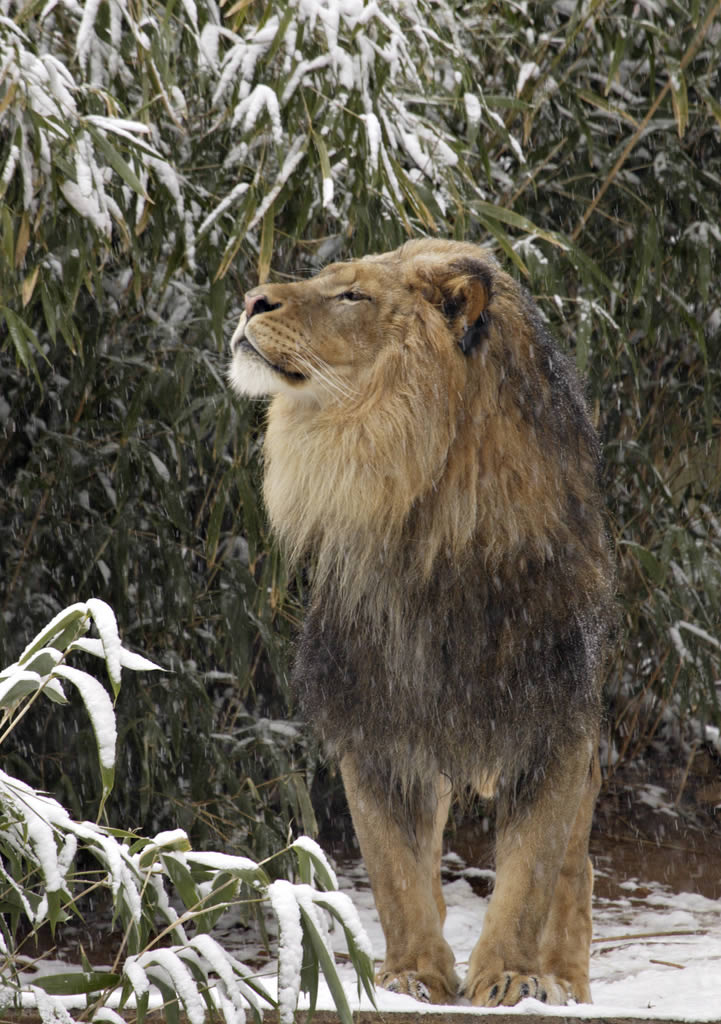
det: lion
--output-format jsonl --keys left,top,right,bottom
{"left": 228, "top": 239, "right": 614, "bottom": 1007}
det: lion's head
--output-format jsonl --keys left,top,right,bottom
{"left": 229, "top": 239, "right": 605, "bottom": 603}
{"left": 229, "top": 239, "right": 492, "bottom": 405}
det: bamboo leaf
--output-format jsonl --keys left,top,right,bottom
{"left": 291, "top": 837, "right": 336, "bottom": 891}
{"left": 315, "top": 899, "right": 376, "bottom": 1005}
{"left": 298, "top": 905, "right": 353, "bottom": 1024}
{"left": 669, "top": 65, "right": 688, "bottom": 138}
{"left": 471, "top": 201, "right": 569, "bottom": 250}
{"left": 1, "top": 305, "right": 43, "bottom": 383}
{"left": 53, "top": 665, "right": 117, "bottom": 808}
{"left": 31, "top": 971, "right": 121, "bottom": 995}
{"left": 701, "top": 86, "right": 721, "bottom": 130}
{"left": 623, "top": 542, "right": 666, "bottom": 586}
{"left": 17, "top": 604, "right": 89, "bottom": 664}
{"left": 258, "top": 203, "right": 274, "bottom": 285}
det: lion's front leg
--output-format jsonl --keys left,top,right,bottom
{"left": 340, "top": 754, "right": 458, "bottom": 1004}
{"left": 465, "top": 738, "right": 597, "bottom": 1007}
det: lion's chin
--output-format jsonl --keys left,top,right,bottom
{"left": 228, "top": 348, "right": 283, "bottom": 397}
{"left": 229, "top": 339, "right": 308, "bottom": 398}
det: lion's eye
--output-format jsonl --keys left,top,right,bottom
{"left": 336, "top": 290, "right": 370, "bottom": 303}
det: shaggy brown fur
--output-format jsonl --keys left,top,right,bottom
{"left": 229, "top": 239, "right": 614, "bottom": 1008}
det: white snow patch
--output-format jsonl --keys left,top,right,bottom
{"left": 675, "top": 619, "right": 721, "bottom": 651}
{"left": 186, "top": 850, "right": 264, "bottom": 876}
{"left": 464, "top": 92, "right": 482, "bottom": 125}
{"left": 362, "top": 112, "right": 382, "bottom": 172}
{"left": 517, "top": 60, "right": 540, "bottom": 95}
{"left": 224, "top": 852, "right": 721, "bottom": 1021}
{"left": 322, "top": 174, "right": 334, "bottom": 208}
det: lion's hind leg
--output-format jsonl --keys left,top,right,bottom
{"left": 340, "top": 755, "right": 458, "bottom": 1004}
{"left": 464, "top": 738, "right": 597, "bottom": 1007}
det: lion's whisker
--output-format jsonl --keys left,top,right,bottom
{"left": 296, "top": 351, "right": 356, "bottom": 400}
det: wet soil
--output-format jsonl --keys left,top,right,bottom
{"left": 447, "top": 745, "right": 721, "bottom": 902}
{"left": 592, "top": 745, "right": 721, "bottom": 901}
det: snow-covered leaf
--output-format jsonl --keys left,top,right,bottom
{"left": 85, "top": 598, "right": 123, "bottom": 694}
{"left": 132, "top": 949, "right": 206, "bottom": 1024}
{"left": 53, "top": 665, "right": 116, "bottom": 805}
{"left": 291, "top": 835, "right": 338, "bottom": 890}
{"left": 0, "top": 667, "right": 67, "bottom": 708}
{"left": 267, "top": 879, "right": 303, "bottom": 1024}
{"left": 16, "top": 604, "right": 89, "bottom": 665}
{"left": 69, "top": 637, "right": 162, "bottom": 672}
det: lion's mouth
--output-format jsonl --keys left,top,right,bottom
{"left": 238, "top": 336, "right": 307, "bottom": 382}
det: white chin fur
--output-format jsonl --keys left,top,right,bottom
{"left": 228, "top": 349, "right": 283, "bottom": 397}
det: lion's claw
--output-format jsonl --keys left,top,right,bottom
{"left": 378, "top": 969, "right": 452, "bottom": 1004}
{"left": 466, "top": 970, "right": 570, "bottom": 1007}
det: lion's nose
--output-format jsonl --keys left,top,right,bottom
{"left": 245, "top": 292, "right": 281, "bottom": 319}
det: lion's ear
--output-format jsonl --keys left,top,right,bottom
{"left": 420, "top": 259, "right": 492, "bottom": 356}
{"left": 458, "top": 308, "right": 491, "bottom": 356}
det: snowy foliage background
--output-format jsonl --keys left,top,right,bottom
{"left": 1, "top": 0, "right": 720, "bottom": 863}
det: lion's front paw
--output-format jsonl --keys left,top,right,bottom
{"left": 378, "top": 968, "right": 458, "bottom": 1005}
{"left": 465, "top": 970, "right": 572, "bottom": 1007}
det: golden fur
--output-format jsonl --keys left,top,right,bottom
{"left": 229, "top": 239, "right": 614, "bottom": 1007}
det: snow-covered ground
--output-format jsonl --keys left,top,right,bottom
{"left": 13, "top": 839, "right": 721, "bottom": 1021}
{"left": 214, "top": 848, "right": 721, "bottom": 1020}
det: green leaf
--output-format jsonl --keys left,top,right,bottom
{"left": 1, "top": 205, "right": 13, "bottom": 264}
{"left": 258, "top": 203, "right": 275, "bottom": 284}
{"left": 668, "top": 65, "right": 688, "bottom": 138}
{"left": 288, "top": 776, "right": 318, "bottom": 839}
{"left": 604, "top": 32, "right": 628, "bottom": 96}
{"left": 161, "top": 852, "right": 202, "bottom": 917}
{"left": 53, "top": 664, "right": 117, "bottom": 807}
{"left": 194, "top": 870, "right": 240, "bottom": 931}
{"left": 623, "top": 542, "right": 666, "bottom": 586}
{"left": 0, "top": 670, "right": 67, "bottom": 709}
{"left": 300, "top": 927, "right": 319, "bottom": 1018}
{"left": 701, "top": 86, "right": 721, "bottom": 130}
{"left": 17, "top": 605, "right": 89, "bottom": 664}
{"left": 148, "top": 974, "right": 180, "bottom": 1024}
{"left": 46, "top": 889, "right": 70, "bottom": 933}
{"left": 85, "top": 123, "right": 150, "bottom": 198}
{"left": 206, "top": 481, "right": 227, "bottom": 567}
{"left": 31, "top": 971, "right": 120, "bottom": 995}
{"left": 135, "top": 988, "right": 150, "bottom": 1024}
{"left": 291, "top": 839, "right": 335, "bottom": 891}
{"left": 298, "top": 905, "right": 353, "bottom": 1024}
{"left": 315, "top": 899, "right": 376, "bottom": 1006}
{"left": 138, "top": 831, "right": 192, "bottom": 867}
{"left": 471, "top": 201, "right": 569, "bottom": 251}
{"left": 19, "top": 648, "right": 63, "bottom": 677}
{"left": 1, "top": 305, "right": 43, "bottom": 383}
{"left": 209, "top": 276, "right": 226, "bottom": 350}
